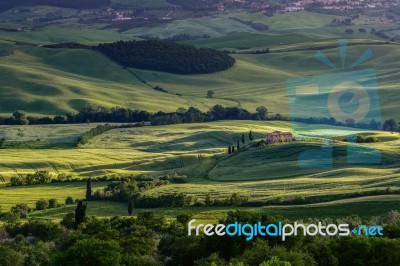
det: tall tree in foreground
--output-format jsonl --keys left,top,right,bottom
{"left": 86, "top": 178, "right": 92, "bottom": 200}
{"left": 74, "top": 201, "right": 87, "bottom": 227}
{"left": 128, "top": 202, "right": 133, "bottom": 216}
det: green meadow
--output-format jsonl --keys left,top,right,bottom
{"left": 0, "top": 120, "right": 399, "bottom": 221}
{"left": 0, "top": 11, "right": 399, "bottom": 120}
{"left": 0, "top": 9, "right": 399, "bottom": 222}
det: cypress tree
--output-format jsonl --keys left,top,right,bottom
{"left": 237, "top": 140, "right": 240, "bottom": 151}
{"left": 228, "top": 146, "right": 232, "bottom": 154}
{"left": 128, "top": 202, "right": 133, "bottom": 216}
{"left": 86, "top": 178, "right": 92, "bottom": 200}
{"left": 74, "top": 200, "right": 87, "bottom": 227}
{"left": 249, "top": 130, "right": 254, "bottom": 141}
{"left": 242, "top": 133, "right": 245, "bottom": 144}
{"left": 232, "top": 146, "right": 235, "bottom": 153}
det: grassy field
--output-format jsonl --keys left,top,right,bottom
{"left": 1, "top": 38, "right": 399, "bottom": 120}
{"left": 0, "top": 9, "right": 399, "bottom": 222}
{"left": 26, "top": 194, "right": 400, "bottom": 223}
{"left": 0, "top": 182, "right": 109, "bottom": 210}
{"left": 0, "top": 121, "right": 398, "bottom": 219}
{"left": 0, "top": 11, "right": 399, "bottom": 120}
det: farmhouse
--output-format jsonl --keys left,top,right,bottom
{"left": 266, "top": 131, "right": 293, "bottom": 144}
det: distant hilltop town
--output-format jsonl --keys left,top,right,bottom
{"left": 13, "top": 0, "right": 400, "bottom": 27}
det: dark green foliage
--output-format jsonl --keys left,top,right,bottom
{"left": 65, "top": 196, "right": 74, "bottom": 205}
{"left": 239, "top": 240, "right": 316, "bottom": 266}
{"left": 242, "top": 133, "right": 245, "bottom": 145}
{"left": 195, "top": 253, "right": 226, "bottom": 266}
{"left": 229, "top": 17, "right": 269, "bottom": 31}
{"left": 237, "top": 140, "right": 240, "bottom": 151}
{"left": 96, "top": 40, "right": 235, "bottom": 74}
{"left": 0, "top": 245, "right": 24, "bottom": 266}
{"left": 61, "top": 212, "right": 76, "bottom": 229}
{"left": 383, "top": 119, "right": 398, "bottom": 132}
{"left": 343, "top": 134, "right": 380, "bottom": 143}
{"left": 43, "top": 42, "right": 91, "bottom": 49}
{"left": 384, "top": 223, "right": 400, "bottom": 238}
{"left": 201, "top": 193, "right": 249, "bottom": 207}
{"left": 86, "top": 178, "right": 92, "bottom": 200}
{"left": 78, "top": 124, "right": 118, "bottom": 146}
{"left": 1, "top": 210, "right": 400, "bottom": 265}
{"left": 128, "top": 202, "right": 133, "bottom": 216}
{"left": 228, "top": 146, "right": 232, "bottom": 154}
{"left": 6, "top": 219, "right": 62, "bottom": 241}
{"left": 74, "top": 200, "right": 87, "bottom": 227}
{"left": 249, "top": 130, "right": 254, "bottom": 141}
{"left": 135, "top": 193, "right": 194, "bottom": 208}
{"left": 9, "top": 203, "right": 31, "bottom": 219}
{"left": 12, "top": 110, "right": 29, "bottom": 125}
{"left": 48, "top": 198, "right": 58, "bottom": 208}
{"left": 176, "top": 213, "right": 192, "bottom": 226}
{"left": 330, "top": 236, "right": 400, "bottom": 266}
{"left": 256, "top": 106, "right": 268, "bottom": 120}
{"left": 9, "top": 171, "right": 52, "bottom": 186}
{"left": 35, "top": 199, "right": 48, "bottom": 210}
{"left": 55, "top": 238, "right": 122, "bottom": 266}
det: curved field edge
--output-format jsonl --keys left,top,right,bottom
{"left": 26, "top": 194, "right": 400, "bottom": 223}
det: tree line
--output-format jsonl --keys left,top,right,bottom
{"left": 95, "top": 40, "right": 236, "bottom": 74}
{"left": 77, "top": 123, "right": 145, "bottom": 146}
{"left": 2, "top": 105, "right": 399, "bottom": 133}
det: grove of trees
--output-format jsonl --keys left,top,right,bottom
{"left": 1, "top": 209, "right": 400, "bottom": 266}
{"left": 95, "top": 40, "right": 236, "bottom": 74}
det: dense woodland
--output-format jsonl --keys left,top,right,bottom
{"left": 95, "top": 40, "right": 236, "bottom": 74}
{"left": 0, "top": 0, "right": 110, "bottom": 11}
{"left": 1, "top": 206, "right": 400, "bottom": 266}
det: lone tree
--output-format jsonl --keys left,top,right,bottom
{"left": 242, "top": 133, "right": 245, "bottom": 145}
{"left": 12, "top": 110, "right": 29, "bottom": 125}
{"left": 249, "top": 130, "right": 254, "bottom": 141}
{"left": 74, "top": 201, "right": 87, "bottom": 227}
{"left": 256, "top": 106, "right": 268, "bottom": 120}
{"left": 237, "top": 140, "right": 240, "bottom": 151}
{"left": 207, "top": 90, "right": 214, "bottom": 98}
{"left": 176, "top": 213, "right": 192, "bottom": 228}
{"left": 383, "top": 119, "right": 398, "bottom": 133}
{"left": 232, "top": 146, "right": 235, "bottom": 153}
{"left": 128, "top": 202, "right": 133, "bottom": 216}
{"left": 86, "top": 178, "right": 92, "bottom": 200}
{"left": 228, "top": 146, "right": 232, "bottom": 154}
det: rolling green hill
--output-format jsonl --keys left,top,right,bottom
{"left": 1, "top": 40, "right": 400, "bottom": 120}
{"left": 0, "top": 121, "right": 398, "bottom": 213}
{"left": 0, "top": 10, "right": 398, "bottom": 121}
